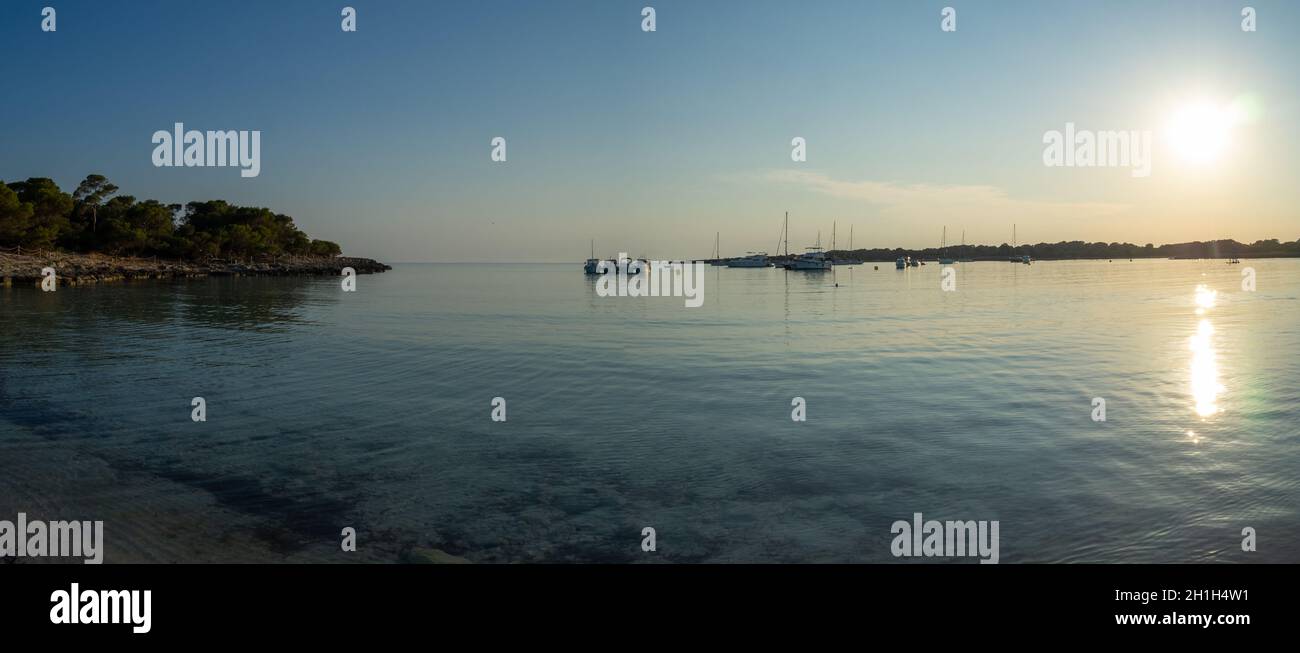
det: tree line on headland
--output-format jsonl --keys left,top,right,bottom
{"left": 826, "top": 237, "right": 1300, "bottom": 262}
{"left": 0, "top": 174, "right": 341, "bottom": 259}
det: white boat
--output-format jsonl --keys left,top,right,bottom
{"left": 728, "top": 252, "right": 772, "bottom": 268}
{"left": 789, "top": 247, "right": 831, "bottom": 271}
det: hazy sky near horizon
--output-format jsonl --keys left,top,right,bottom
{"left": 2, "top": 0, "right": 1297, "bottom": 261}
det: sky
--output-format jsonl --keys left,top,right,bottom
{"left": 2, "top": 0, "right": 1297, "bottom": 262}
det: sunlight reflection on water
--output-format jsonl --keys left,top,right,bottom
{"left": 1190, "top": 285, "right": 1222, "bottom": 419}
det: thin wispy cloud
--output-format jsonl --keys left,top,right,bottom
{"left": 764, "top": 170, "right": 1129, "bottom": 224}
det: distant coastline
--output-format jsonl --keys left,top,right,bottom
{"left": 804, "top": 237, "right": 1300, "bottom": 264}
{"left": 705, "top": 237, "right": 1300, "bottom": 265}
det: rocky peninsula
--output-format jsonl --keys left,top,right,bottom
{"left": 2, "top": 174, "right": 392, "bottom": 287}
{"left": 1, "top": 250, "right": 390, "bottom": 287}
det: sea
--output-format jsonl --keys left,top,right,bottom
{"left": 1, "top": 259, "right": 1297, "bottom": 562}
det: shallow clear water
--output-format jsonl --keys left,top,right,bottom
{"left": 2, "top": 259, "right": 1297, "bottom": 562}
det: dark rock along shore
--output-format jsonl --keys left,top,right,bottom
{"left": 0, "top": 251, "right": 391, "bottom": 287}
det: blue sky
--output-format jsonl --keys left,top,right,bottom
{"left": 2, "top": 1, "right": 1297, "bottom": 261}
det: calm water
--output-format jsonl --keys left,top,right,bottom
{"left": 2, "top": 260, "right": 1298, "bottom": 563}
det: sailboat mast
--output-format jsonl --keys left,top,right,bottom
{"left": 784, "top": 212, "right": 789, "bottom": 256}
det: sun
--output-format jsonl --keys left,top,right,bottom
{"left": 1164, "top": 100, "right": 1239, "bottom": 165}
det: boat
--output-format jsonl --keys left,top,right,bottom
{"left": 585, "top": 258, "right": 641, "bottom": 274}
{"left": 829, "top": 221, "right": 857, "bottom": 265}
{"left": 583, "top": 240, "right": 602, "bottom": 274}
{"left": 937, "top": 226, "right": 956, "bottom": 265}
{"left": 789, "top": 229, "right": 833, "bottom": 271}
{"left": 1007, "top": 224, "right": 1031, "bottom": 264}
{"left": 908, "top": 257, "right": 920, "bottom": 267}
{"left": 895, "top": 257, "right": 907, "bottom": 269}
{"left": 778, "top": 212, "right": 790, "bottom": 259}
{"left": 728, "top": 252, "right": 772, "bottom": 268}
{"left": 789, "top": 247, "right": 831, "bottom": 271}
{"left": 582, "top": 242, "right": 645, "bottom": 274}
{"left": 708, "top": 232, "right": 728, "bottom": 265}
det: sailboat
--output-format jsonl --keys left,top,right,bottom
{"left": 775, "top": 212, "right": 793, "bottom": 268}
{"left": 1008, "top": 224, "right": 1031, "bottom": 264}
{"left": 709, "top": 232, "right": 728, "bottom": 265}
{"left": 937, "top": 226, "right": 956, "bottom": 265}
{"left": 830, "top": 222, "right": 857, "bottom": 265}
{"left": 583, "top": 240, "right": 601, "bottom": 274}
{"left": 958, "top": 229, "right": 973, "bottom": 262}
{"left": 832, "top": 222, "right": 863, "bottom": 265}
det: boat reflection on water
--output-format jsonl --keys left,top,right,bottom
{"left": 1189, "top": 285, "right": 1223, "bottom": 420}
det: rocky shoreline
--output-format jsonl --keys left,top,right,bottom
{"left": 0, "top": 251, "right": 390, "bottom": 287}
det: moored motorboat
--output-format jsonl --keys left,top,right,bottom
{"left": 789, "top": 247, "right": 831, "bottom": 271}
{"left": 728, "top": 252, "right": 773, "bottom": 268}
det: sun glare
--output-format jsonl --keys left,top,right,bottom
{"left": 1165, "top": 100, "right": 1240, "bottom": 166}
